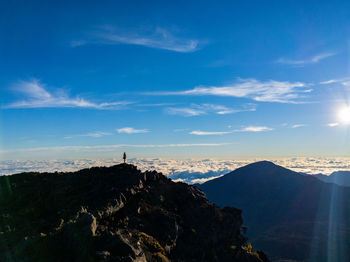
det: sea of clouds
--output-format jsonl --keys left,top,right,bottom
{"left": 1, "top": 157, "right": 350, "bottom": 184}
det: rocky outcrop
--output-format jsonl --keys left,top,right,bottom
{"left": 0, "top": 164, "right": 268, "bottom": 262}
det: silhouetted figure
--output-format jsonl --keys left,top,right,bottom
{"left": 123, "top": 152, "right": 127, "bottom": 163}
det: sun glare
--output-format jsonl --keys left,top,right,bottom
{"left": 338, "top": 106, "right": 350, "bottom": 124}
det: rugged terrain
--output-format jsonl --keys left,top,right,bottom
{"left": 0, "top": 164, "right": 268, "bottom": 262}
{"left": 199, "top": 161, "right": 350, "bottom": 262}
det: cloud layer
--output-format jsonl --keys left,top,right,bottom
{"left": 2, "top": 157, "right": 350, "bottom": 184}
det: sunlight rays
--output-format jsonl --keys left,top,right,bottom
{"left": 309, "top": 184, "right": 349, "bottom": 261}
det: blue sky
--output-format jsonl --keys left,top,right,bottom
{"left": 1, "top": 0, "right": 350, "bottom": 160}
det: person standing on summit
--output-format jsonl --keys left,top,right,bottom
{"left": 123, "top": 152, "right": 127, "bottom": 163}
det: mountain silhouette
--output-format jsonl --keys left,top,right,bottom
{"left": 315, "top": 171, "right": 350, "bottom": 187}
{"left": 0, "top": 164, "right": 268, "bottom": 262}
{"left": 199, "top": 161, "right": 350, "bottom": 262}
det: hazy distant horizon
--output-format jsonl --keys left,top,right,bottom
{"left": 1, "top": 143, "right": 350, "bottom": 160}
{"left": 2, "top": 157, "right": 350, "bottom": 184}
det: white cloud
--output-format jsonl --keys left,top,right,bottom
{"left": 240, "top": 126, "right": 273, "bottom": 132}
{"left": 328, "top": 123, "right": 339, "bottom": 127}
{"left": 189, "top": 126, "right": 273, "bottom": 135}
{"left": 189, "top": 130, "right": 232, "bottom": 135}
{"left": 319, "top": 78, "right": 350, "bottom": 86}
{"left": 291, "top": 124, "right": 306, "bottom": 128}
{"left": 165, "top": 107, "right": 206, "bottom": 116}
{"left": 320, "top": 79, "right": 340, "bottom": 85}
{"left": 165, "top": 103, "right": 257, "bottom": 117}
{"left": 5, "top": 79, "right": 129, "bottom": 109}
{"left": 116, "top": 127, "right": 149, "bottom": 134}
{"left": 276, "top": 52, "right": 337, "bottom": 66}
{"left": 82, "top": 132, "right": 112, "bottom": 137}
{"left": 149, "top": 78, "right": 311, "bottom": 103}
{"left": 73, "top": 26, "right": 200, "bottom": 53}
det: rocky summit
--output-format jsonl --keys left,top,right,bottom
{"left": 0, "top": 164, "right": 268, "bottom": 262}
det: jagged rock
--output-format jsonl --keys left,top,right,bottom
{"left": 0, "top": 164, "right": 269, "bottom": 262}
{"left": 76, "top": 211, "right": 97, "bottom": 236}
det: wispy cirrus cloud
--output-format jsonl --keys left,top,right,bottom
{"left": 72, "top": 26, "right": 201, "bottom": 53}
{"left": 147, "top": 78, "right": 311, "bottom": 103}
{"left": 276, "top": 52, "right": 337, "bottom": 66}
{"left": 166, "top": 107, "right": 206, "bottom": 117}
{"left": 189, "top": 126, "right": 273, "bottom": 135}
{"left": 240, "top": 126, "right": 273, "bottom": 132}
{"left": 320, "top": 79, "right": 340, "bottom": 85}
{"left": 319, "top": 77, "right": 350, "bottom": 87}
{"left": 5, "top": 79, "right": 130, "bottom": 109}
{"left": 66, "top": 128, "right": 151, "bottom": 139}
{"left": 64, "top": 131, "right": 113, "bottom": 139}
{"left": 116, "top": 127, "right": 149, "bottom": 134}
{"left": 189, "top": 130, "right": 232, "bottom": 135}
{"left": 291, "top": 124, "right": 307, "bottom": 128}
{"left": 165, "top": 103, "right": 256, "bottom": 117}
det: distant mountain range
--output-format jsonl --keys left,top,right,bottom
{"left": 199, "top": 161, "right": 350, "bottom": 262}
{"left": 0, "top": 164, "right": 268, "bottom": 262}
{"left": 314, "top": 171, "right": 350, "bottom": 187}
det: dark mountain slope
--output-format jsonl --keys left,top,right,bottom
{"left": 199, "top": 161, "right": 350, "bottom": 262}
{"left": 0, "top": 164, "right": 268, "bottom": 262}
{"left": 315, "top": 171, "right": 350, "bottom": 186}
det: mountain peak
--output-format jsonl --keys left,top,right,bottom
{"left": 199, "top": 161, "right": 350, "bottom": 262}
{"left": 245, "top": 160, "right": 278, "bottom": 168}
{"left": 232, "top": 160, "right": 289, "bottom": 176}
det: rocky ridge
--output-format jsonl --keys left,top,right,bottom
{"left": 0, "top": 164, "right": 268, "bottom": 262}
